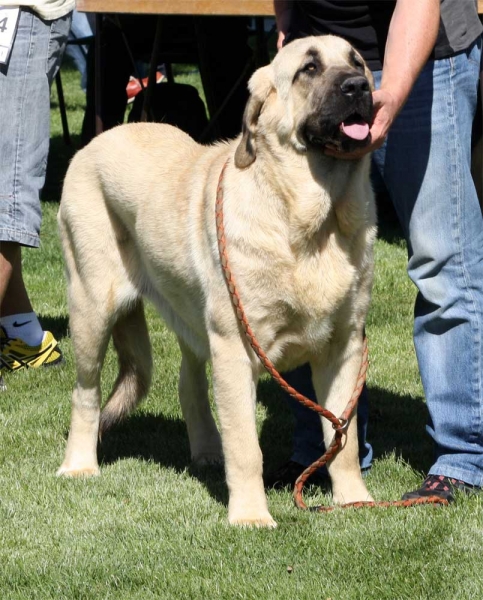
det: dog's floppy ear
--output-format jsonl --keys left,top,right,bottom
{"left": 234, "top": 65, "right": 274, "bottom": 169}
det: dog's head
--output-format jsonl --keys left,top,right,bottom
{"left": 235, "top": 35, "right": 374, "bottom": 168}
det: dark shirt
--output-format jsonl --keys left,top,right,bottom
{"left": 285, "top": 0, "right": 483, "bottom": 71}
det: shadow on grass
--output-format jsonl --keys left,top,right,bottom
{"left": 99, "top": 413, "right": 191, "bottom": 471}
{"left": 378, "top": 221, "right": 406, "bottom": 246}
{"left": 43, "top": 133, "right": 81, "bottom": 202}
{"left": 257, "top": 376, "right": 433, "bottom": 476}
{"left": 97, "top": 412, "right": 229, "bottom": 505}
{"left": 367, "top": 385, "right": 433, "bottom": 474}
{"left": 38, "top": 314, "right": 69, "bottom": 342}
{"left": 92, "top": 375, "right": 432, "bottom": 507}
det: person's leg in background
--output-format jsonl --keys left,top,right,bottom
{"left": 0, "top": 9, "right": 71, "bottom": 384}
{"left": 194, "top": 16, "right": 253, "bottom": 141}
{"left": 64, "top": 9, "right": 94, "bottom": 92}
{"left": 264, "top": 365, "right": 372, "bottom": 488}
{"left": 81, "top": 15, "right": 144, "bottom": 145}
{"left": 372, "top": 39, "right": 483, "bottom": 500}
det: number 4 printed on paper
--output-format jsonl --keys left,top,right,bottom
{"left": 0, "top": 6, "right": 20, "bottom": 65}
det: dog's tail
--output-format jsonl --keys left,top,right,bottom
{"left": 99, "top": 301, "right": 153, "bottom": 436}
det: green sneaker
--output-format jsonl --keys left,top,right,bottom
{"left": 0, "top": 327, "right": 63, "bottom": 372}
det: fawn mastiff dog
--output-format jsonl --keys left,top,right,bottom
{"left": 58, "top": 35, "right": 377, "bottom": 527}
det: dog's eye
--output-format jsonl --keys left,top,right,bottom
{"left": 303, "top": 62, "right": 318, "bottom": 73}
{"left": 353, "top": 57, "right": 364, "bottom": 70}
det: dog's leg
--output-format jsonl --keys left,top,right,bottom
{"left": 311, "top": 335, "right": 373, "bottom": 505}
{"left": 210, "top": 338, "right": 276, "bottom": 528}
{"left": 177, "top": 336, "right": 223, "bottom": 465}
{"left": 57, "top": 290, "right": 112, "bottom": 478}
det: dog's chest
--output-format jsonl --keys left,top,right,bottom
{"left": 291, "top": 244, "right": 357, "bottom": 317}
{"left": 244, "top": 234, "right": 360, "bottom": 366}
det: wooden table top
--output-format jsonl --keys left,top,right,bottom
{"left": 76, "top": 0, "right": 483, "bottom": 19}
{"left": 76, "top": 0, "right": 275, "bottom": 15}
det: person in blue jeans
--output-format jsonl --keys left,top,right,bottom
{"left": 65, "top": 9, "right": 94, "bottom": 92}
{"left": 0, "top": 3, "right": 73, "bottom": 389}
{"left": 267, "top": 0, "right": 483, "bottom": 502}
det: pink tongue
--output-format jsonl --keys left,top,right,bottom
{"left": 341, "top": 121, "right": 370, "bottom": 140}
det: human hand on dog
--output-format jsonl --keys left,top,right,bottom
{"left": 324, "top": 89, "right": 399, "bottom": 160}
{"left": 277, "top": 31, "right": 286, "bottom": 50}
{"left": 324, "top": 0, "right": 440, "bottom": 161}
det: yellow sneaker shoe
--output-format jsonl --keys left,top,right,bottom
{"left": 0, "top": 328, "right": 63, "bottom": 372}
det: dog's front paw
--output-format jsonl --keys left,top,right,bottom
{"left": 228, "top": 510, "right": 277, "bottom": 529}
{"left": 228, "top": 493, "right": 277, "bottom": 528}
{"left": 332, "top": 481, "right": 373, "bottom": 505}
{"left": 57, "top": 463, "right": 100, "bottom": 478}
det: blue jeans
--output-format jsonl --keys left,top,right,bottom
{"left": 65, "top": 10, "right": 93, "bottom": 92}
{"left": 286, "top": 365, "right": 373, "bottom": 472}
{"left": 287, "top": 38, "right": 483, "bottom": 485}
{"left": 373, "top": 38, "right": 483, "bottom": 487}
{"left": 0, "top": 9, "right": 71, "bottom": 247}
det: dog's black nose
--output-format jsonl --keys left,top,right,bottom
{"left": 340, "top": 76, "right": 370, "bottom": 97}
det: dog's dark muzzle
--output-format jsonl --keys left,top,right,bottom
{"left": 302, "top": 71, "right": 373, "bottom": 151}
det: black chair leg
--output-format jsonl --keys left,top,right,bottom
{"left": 55, "top": 71, "right": 71, "bottom": 146}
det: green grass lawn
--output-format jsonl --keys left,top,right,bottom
{"left": 1, "top": 63, "right": 482, "bottom": 600}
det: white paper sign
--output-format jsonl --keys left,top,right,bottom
{"left": 0, "top": 6, "right": 19, "bottom": 64}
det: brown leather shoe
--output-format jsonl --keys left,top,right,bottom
{"left": 402, "top": 474, "right": 476, "bottom": 503}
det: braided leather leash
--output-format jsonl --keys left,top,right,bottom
{"left": 215, "top": 158, "right": 448, "bottom": 511}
